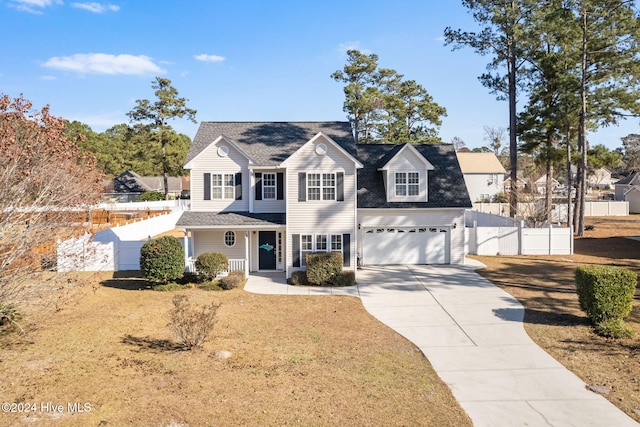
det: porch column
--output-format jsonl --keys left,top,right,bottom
{"left": 183, "top": 229, "right": 189, "bottom": 271}
{"left": 244, "top": 231, "right": 249, "bottom": 278}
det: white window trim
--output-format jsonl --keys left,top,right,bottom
{"left": 394, "top": 171, "right": 420, "bottom": 198}
{"left": 262, "top": 172, "right": 277, "bottom": 200}
{"left": 224, "top": 230, "right": 236, "bottom": 247}
{"left": 299, "top": 234, "right": 343, "bottom": 267}
{"left": 212, "top": 173, "right": 235, "bottom": 200}
{"left": 307, "top": 172, "right": 336, "bottom": 201}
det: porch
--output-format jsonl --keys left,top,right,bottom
{"left": 185, "top": 257, "right": 248, "bottom": 277}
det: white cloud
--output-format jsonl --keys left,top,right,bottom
{"left": 43, "top": 53, "right": 166, "bottom": 75}
{"left": 9, "top": 0, "right": 62, "bottom": 14}
{"left": 69, "top": 111, "right": 125, "bottom": 132}
{"left": 72, "top": 2, "right": 120, "bottom": 13}
{"left": 338, "top": 42, "right": 360, "bottom": 53}
{"left": 194, "top": 54, "right": 225, "bottom": 63}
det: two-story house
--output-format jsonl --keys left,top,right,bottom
{"left": 177, "top": 122, "right": 471, "bottom": 279}
{"left": 456, "top": 152, "right": 506, "bottom": 202}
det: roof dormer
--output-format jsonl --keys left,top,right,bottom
{"left": 378, "top": 143, "right": 434, "bottom": 202}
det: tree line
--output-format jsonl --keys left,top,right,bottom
{"left": 332, "top": 1, "right": 640, "bottom": 236}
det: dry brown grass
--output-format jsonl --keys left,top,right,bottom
{"left": 472, "top": 215, "right": 640, "bottom": 422}
{"left": 0, "top": 273, "right": 471, "bottom": 426}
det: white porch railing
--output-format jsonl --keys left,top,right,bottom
{"left": 185, "top": 258, "right": 246, "bottom": 276}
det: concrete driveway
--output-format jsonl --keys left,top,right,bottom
{"left": 356, "top": 262, "right": 638, "bottom": 427}
{"left": 245, "top": 264, "right": 638, "bottom": 426}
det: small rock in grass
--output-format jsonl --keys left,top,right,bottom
{"left": 586, "top": 384, "right": 610, "bottom": 395}
{"left": 214, "top": 350, "right": 232, "bottom": 360}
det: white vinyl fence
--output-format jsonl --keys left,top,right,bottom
{"left": 472, "top": 201, "right": 628, "bottom": 221}
{"left": 57, "top": 211, "right": 182, "bottom": 272}
{"left": 466, "top": 221, "right": 573, "bottom": 256}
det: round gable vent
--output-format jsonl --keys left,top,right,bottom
{"left": 217, "top": 145, "right": 229, "bottom": 157}
{"left": 315, "top": 143, "right": 327, "bottom": 156}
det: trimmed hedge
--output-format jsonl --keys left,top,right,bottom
{"left": 289, "top": 269, "right": 356, "bottom": 287}
{"left": 138, "top": 191, "right": 164, "bottom": 202}
{"left": 140, "top": 236, "right": 184, "bottom": 284}
{"left": 196, "top": 252, "right": 228, "bottom": 280}
{"left": 306, "top": 252, "right": 343, "bottom": 286}
{"left": 289, "top": 271, "right": 310, "bottom": 286}
{"left": 220, "top": 270, "right": 246, "bottom": 290}
{"left": 575, "top": 265, "right": 637, "bottom": 338}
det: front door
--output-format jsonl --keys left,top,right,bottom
{"left": 258, "top": 231, "right": 277, "bottom": 270}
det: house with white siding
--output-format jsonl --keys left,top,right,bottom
{"left": 177, "top": 122, "right": 471, "bottom": 279}
{"left": 456, "top": 152, "right": 506, "bottom": 202}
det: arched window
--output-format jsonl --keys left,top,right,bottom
{"left": 224, "top": 231, "right": 235, "bottom": 247}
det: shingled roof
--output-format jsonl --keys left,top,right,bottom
{"left": 185, "top": 122, "right": 356, "bottom": 166}
{"left": 357, "top": 144, "right": 472, "bottom": 209}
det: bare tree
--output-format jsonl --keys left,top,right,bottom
{"left": 0, "top": 95, "right": 103, "bottom": 331}
{"left": 483, "top": 126, "right": 506, "bottom": 156}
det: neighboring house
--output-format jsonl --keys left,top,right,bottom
{"left": 588, "top": 167, "right": 616, "bottom": 189}
{"left": 112, "top": 170, "right": 186, "bottom": 201}
{"left": 456, "top": 152, "right": 506, "bottom": 202}
{"left": 615, "top": 171, "right": 640, "bottom": 213}
{"left": 503, "top": 175, "right": 528, "bottom": 193}
{"left": 534, "top": 174, "right": 561, "bottom": 194}
{"left": 176, "top": 122, "right": 471, "bottom": 279}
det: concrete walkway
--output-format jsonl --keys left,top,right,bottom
{"left": 245, "top": 265, "right": 638, "bottom": 426}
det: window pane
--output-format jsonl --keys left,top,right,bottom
{"left": 212, "top": 174, "right": 222, "bottom": 186}
{"left": 308, "top": 174, "right": 320, "bottom": 186}
{"left": 301, "top": 235, "right": 313, "bottom": 250}
{"left": 396, "top": 185, "right": 407, "bottom": 196}
{"left": 395, "top": 173, "right": 406, "bottom": 184}
{"left": 316, "top": 235, "right": 327, "bottom": 251}
{"left": 224, "top": 231, "right": 235, "bottom": 247}
{"left": 331, "top": 235, "right": 342, "bottom": 251}
{"left": 323, "top": 187, "right": 335, "bottom": 200}
{"left": 224, "top": 187, "right": 234, "bottom": 199}
{"left": 224, "top": 174, "right": 234, "bottom": 186}
{"left": 308, "top": 188, "right": 320, "bottom": 200}
{"left": 408, "top": 184, "right": 419, "bottom": 196}
{"left": 212, "top": 188, "right": 222, "bottom": 199}
{"left": 408, "top": 172, "right": 419, "bottom": 184}
{"left": 323, "top": 173, "right": 335, "bottom": 187}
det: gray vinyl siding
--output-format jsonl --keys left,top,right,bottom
{"left": 285, "top": 136, "right": 358, "bottom": 276}
{"left": 357, "top": 209, "right": 466, "bottom": 265}
{"left": 189, "top": 141, "right": 250, "bottom": 212}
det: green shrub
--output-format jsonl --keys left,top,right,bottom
{"left": 152, "top": 282, "right": 189, "bottom": 292}
{"left": 220, "top": 270, "right": 246, "bottom": 290}
{"left": 197, "top": 280, "right": 222, "bottom": 291}
{"left": 195, "top": 252, "right": 228, "bottom": 280}
{"left": 331, "top": 270, "right": 356, "bottom": 287}
{"left": 306, "top": 252, "right": 343, "bottom": 285}
{"left": 140, "top": 236, "right": 184, "bottom": 284}
{"left": 289, "top": 271, "right": 309, "bottom": 286}
{"left": 595, "top": 318, "right": 635, "bottom": 339}
{"left": 575, "top": 265, "right": 637, "bottom": 338}
{"left": 138, "top": 191, "right": 164, "bottom": 202}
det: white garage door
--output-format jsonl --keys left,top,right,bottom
{"left": 363, "top": 227, "right": 448, "bottom": 265}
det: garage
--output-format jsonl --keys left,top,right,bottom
{"left": 362, "top": 227, "right": 449, "bottom": 265}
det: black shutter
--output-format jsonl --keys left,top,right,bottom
{"left": 292, "top": 234, "right": 300, "bottom": 267}
{"left": 277, "top": 173, "right": 284, "bottom": 200}
{"left": 298, "top": 173, "right": 306, "bottom": 202}
{"left": 342, "top": 234, "right": 350, "bottom": 267}
{"left": 235, "top": 173, "right": 242, "bottom": 200}
{"left": 336, "top": 172, "right": 344, "bottom": 201}
{"left": 255, "top": 172, "right": 262, "bottom": 200}
{"left": 204, "top": 173, "right": 211, "bottom": 200}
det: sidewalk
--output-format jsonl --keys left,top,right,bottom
{"left": 245, "top": 265, "right": 638, "bottom": 426}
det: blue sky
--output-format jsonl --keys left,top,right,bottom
{"left": 2, "top": 0, "right": 638, "bottom": 151}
